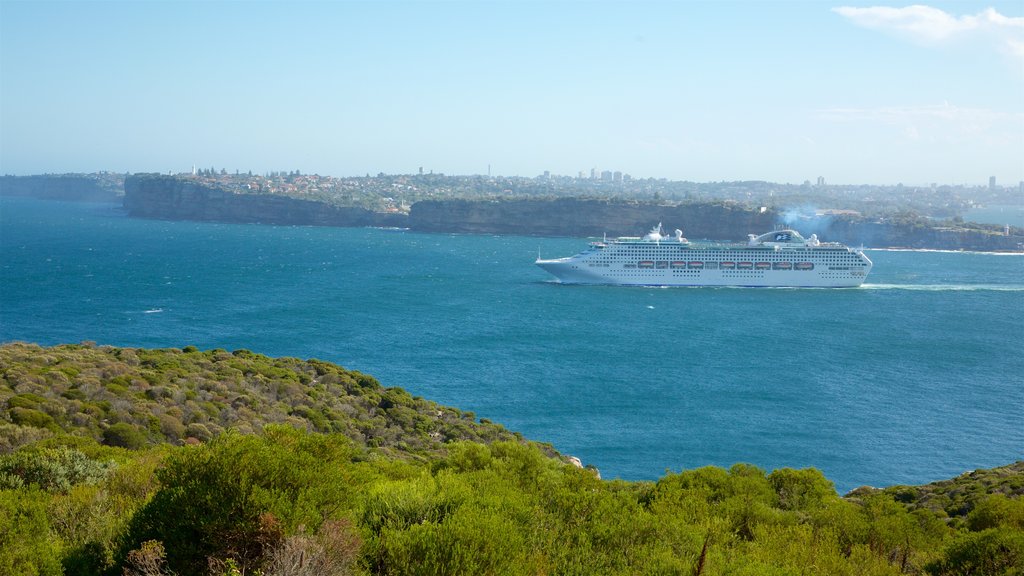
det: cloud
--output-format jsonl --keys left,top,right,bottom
{"left": 833, "top": 5, "right": 1024, "bottom": 60}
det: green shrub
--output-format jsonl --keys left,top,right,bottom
{"left": 122, "top": 428, "right": 358, "bottom": 576}
{"left": 768, "top": 467, "right": 837, "bottom": 511}
{"left": 7, "top": 393, "right": 46, "bottom": 409}
{"left": 0, "top": 446, "right": 113, "bottom": 491}
{"left": 374, "top": 506, "right": 526, "bottom": 576}
{"left": 184, "top": 422, "right": 212, "bottom": 442}
{"left": 0, "top": 422, "right": 54, "bottom": 454}
{"left": 966, "top": 495, "right": 1024, "bottom": 531}
{"left": 9, "top": 407, "right": 57, "bottom": 430}
{"left": 102, "top": 423, "right": 148, "bottom": 449}
{"left": 926, "top": 527, "right": 1024, "bottom": 575}
{"left": 0, "top": 489, "right": 63, "bottom": 576}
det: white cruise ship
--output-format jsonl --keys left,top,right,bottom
{"left": 536, "top": 224, "right": 872, "bottom": 287}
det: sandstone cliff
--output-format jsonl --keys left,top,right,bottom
{"left": 121, "top": 174, "right": 1024, "bottom": 251}
{"left": 0, "top": 174, "right": 122, "bottom": 202}
{"left": 408, "top": 198, "right": 776, "bottom": 239}
{"left": 123, "top": 174, "right": 406, "bottom": 227}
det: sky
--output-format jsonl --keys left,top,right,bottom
{"left": 1, "top": 0, "right": 1022, "bottom": 186}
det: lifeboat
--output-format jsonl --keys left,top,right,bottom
{"left": 720, "top": 261, "right": 736, "bottom": 269}
{"left": 795, "top": 262, "right": 814, "bottom": 270}
{"left": 755, "top": 262, "right": 771, "bottom": 269}
{"left": 638, "top": 261, "right": 654, "bottom": 268}
{"left": 687, "top": 261, "right": 704, "bottom": 269}
{"left": 737, "top": 261, "right": 754, "bottom": 269}
{"left": 670, "top": 261, "right": 686, "bottom": 268}
{"left": 656, "top": 261, "right": 669, "bottom": 269}
{"left": 773, "top": 261, "right": 793, "bottom": 270}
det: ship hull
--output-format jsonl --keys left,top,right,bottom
{"left": 536, "top": 259, "right": 868, "bottom": 287}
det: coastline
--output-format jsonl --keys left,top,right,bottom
{"left": 3, "top": 174, "right": 1023, "bottom": 252}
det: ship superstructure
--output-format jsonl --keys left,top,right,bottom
{"left": 535, "top": 224, "right": 872, "bottom": 287}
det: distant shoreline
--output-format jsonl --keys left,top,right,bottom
{"left": 3, "top": 173, "right": 1022, "bottom": 252}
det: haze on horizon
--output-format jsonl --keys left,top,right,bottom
{"left": 1, "top": 0, "right": 1022, "bottom": 187}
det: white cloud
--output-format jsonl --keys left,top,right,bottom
{"left": 833, "top": 5, "right": 1024, "bottom": 60}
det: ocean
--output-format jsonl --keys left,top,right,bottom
{"left": 966, "top": 204, "right": 1024, "bottom": 229}
{"left": 2, "top": 196, "right": 1022, "bottom": 493}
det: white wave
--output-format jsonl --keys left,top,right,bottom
{"left": 862, "top": 284, "right": 1024, "bottom": 292}
{"left": 867, "top": 248, "right": 1024, "bottom": 256}
{"left": 143, "top": 308, "right": 164, "bottom": 313}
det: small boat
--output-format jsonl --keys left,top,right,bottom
{"left": 796, "top": 262, "right": 814, "bottom": 270}
{"left": 670, "top": 261, "right": 686, "bottom": 268}
{"left": 755, "top": 262, "right": 771, "bottom": 269}
{"left": 720, "top": 261, "right": 736, "bottom": 269}
{"left": 638, "top": 261, "right": 654, "bottom": 268}
{"left": 737, "top": 261, "right": 754, "bottom": 269}
{"left": 773, "top": 261, "right": 793, "bottom": 270}
{"left": 687, "top": 261, "right": 704, "bottom": 269}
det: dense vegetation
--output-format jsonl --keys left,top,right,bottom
{"left": 0, "top": 342, "right": 525, "bottom": 459}
{"left": 2, "top": 344, "right": 1022, "bottom": 575}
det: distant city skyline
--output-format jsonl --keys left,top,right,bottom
{"left": 1, "top": 1, "right": 1022, "bottom": 186}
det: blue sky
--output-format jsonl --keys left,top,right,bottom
{"left": 1, "top": 1, "right": 1022, "bottom": 185}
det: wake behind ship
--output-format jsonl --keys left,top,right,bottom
{"left": 536, "top": 225, "right": 872, "bottom": 287}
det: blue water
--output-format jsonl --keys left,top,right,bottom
{"left": 966, "top": 204, "right": 1024, "bottom": 228}
{"left": 2, "top": 197, "right": 1023, "bottom": 493}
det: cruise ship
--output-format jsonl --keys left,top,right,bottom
{"left": 535, "top": 224, "right": 872, "bottom": 287}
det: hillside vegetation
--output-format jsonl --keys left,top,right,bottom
{"left": 2, "top": 343, "right": 1022, "bottom": 576}
{"left": 0, "top": 342, "right": 524, "bottom": 459}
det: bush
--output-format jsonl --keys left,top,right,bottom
{"left": 103, "top": 423, "right": 148, "bottom": 449}
{"left": 768, "top": 467, "right": 837, "bottom": 511}
{"left": 122, "top": 428, "right": 358, "bottom": 576}
{"left": 9, "top": 407, "right": 57, "bottom": 430}
{"left": 262, "top": 519, "right": 361, "bottom": 576}
{"left": 926, "top": 527, "right": 1024, "bottom": 575}
{"left": 966, "top": 495, "right": 1024, "bottom": 531}
{"left": 0, "top": 422, "right": 53, "bottom": 454}
{"left": 0, "top": 489, "right": 63, "bottom": 576}
{"left": 0, "top": 446, "right": 113, "bottom": 492}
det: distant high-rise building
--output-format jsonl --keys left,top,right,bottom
{"left": 601, "top": 170, "right": 613, "bottom": 181}
{"left": 590, "top": 168, "right": 597, "bottom": 180}
{"left": 816, "top": 176, "right": 825, "bottom": 186}
{"left": 989, "top": 176, "right": 996, "bottom": 190}
{"left": 613, "top": 171, "right": 622, "bottom": 183}
{"left": 578, "top": 171, "right": 586, "bottom": 179}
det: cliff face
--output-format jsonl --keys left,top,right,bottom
{"left": 410, "top": 199, "right": 1023, "bottom": 250}
{"left": 123, "top": 174, "right": 406, "bottom": 227}
{"left": 121, "top": 175, "right": 1024, "bottom": 251}
{"left": 0, "top": 175, "right": 122, "bottom": 202}
{"left": 408, "top": 198, "right": 777, "bottom": 240}
{"left": 821, "top": 219, "right": 1023, "bottom": 251}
